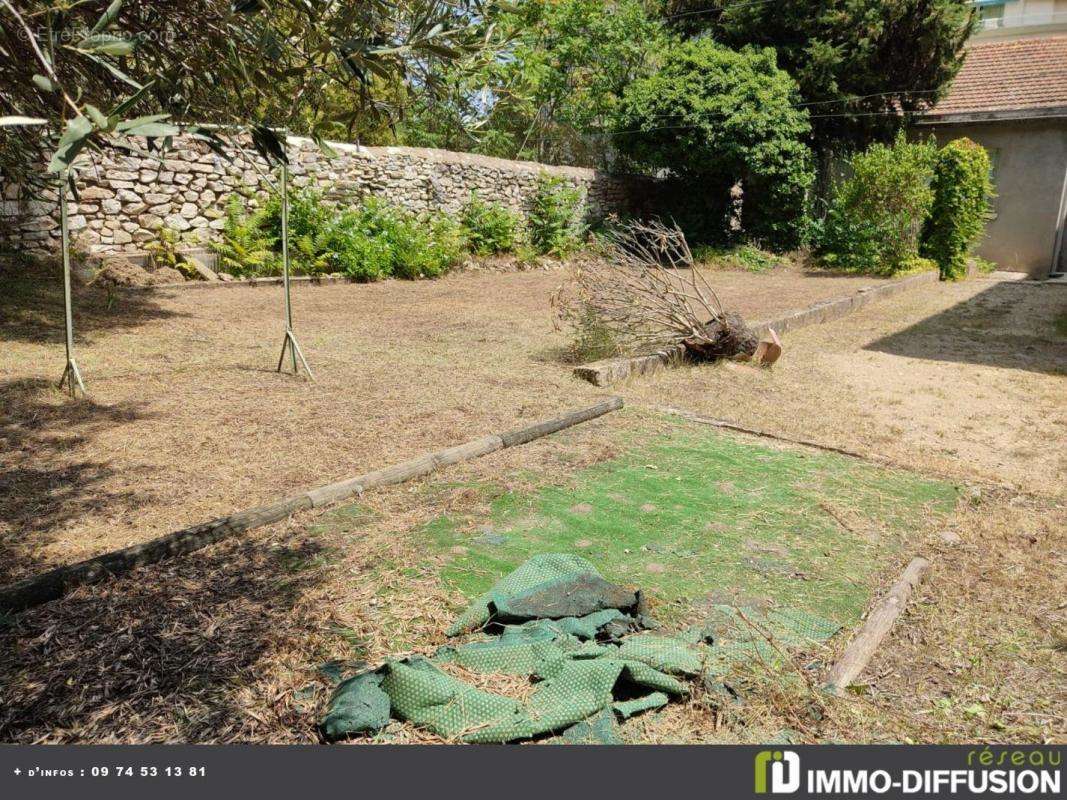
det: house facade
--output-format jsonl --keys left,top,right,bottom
{"left": 917, "top": 1, "right": 1067, "bottom": 277}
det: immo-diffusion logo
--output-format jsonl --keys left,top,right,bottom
{"left": 755, "top": 750, "right": 801, "bottom": 794}
{"left": 753, "top": 747, "right": 1062, "bottom": 796}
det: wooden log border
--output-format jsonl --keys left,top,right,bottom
{"left": 824, "top": 557, "right": 931, "bottom": 695}
{"left": 573, "top": 270, "right": 940, "bottom": 387}
{"left": 0, "top": 397, "right": 624, "bottom": 613}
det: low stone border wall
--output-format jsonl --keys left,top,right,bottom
{"left": 133, "top": 274, "right": 354, "bottom": 292}
{"left": 2, "top": 135, "right": 648, "bottom": 260}
{"left": 0, "top": 398, "right": 623, "bottom": 613}
{"left": 573, "top": 270, "right": 940, "bottom": 387}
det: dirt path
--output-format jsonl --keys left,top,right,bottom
{"left": 623, "top": 277, "right": 1067, "bottom": 494}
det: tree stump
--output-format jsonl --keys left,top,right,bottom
{"left": 683, "top": 313, "right": 759, "bottom": 361}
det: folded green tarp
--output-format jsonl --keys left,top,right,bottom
{"left": 446, "top": 554, "right": 639, "bottom": 636}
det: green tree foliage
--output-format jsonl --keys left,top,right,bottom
{"left": 818, "top": 134, "right": 938, "bottom": 275}
{"left": 399, "top": 0, "right": 669, "bottom": 165}
{"left": 461, "top": 193, "right": 521, "bottom": 255}
{"left": 662, "top": 0, "right": 976, "bottom": 153}
{"left": 528, "top": 174, "right": 585, "bottom": 256}
{"left": 614, "top": 39, "right": 814, "bottom": 249}
{"left": 920, "top": 138, "right": 993, "bottom": 280}
{"left": 0, "top": 0, "right": 493, "bottom": 187}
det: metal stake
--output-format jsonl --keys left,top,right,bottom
{"left": 275, "top": 158, "right": 314, "bottom": 379}
{"left": 57, "top": 170, "right": 87, "bottom": 397}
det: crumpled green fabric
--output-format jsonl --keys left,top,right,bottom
{"left": 698, "top": 604, "right": 841, "bottom": 680}
{"left": 551, "top": 708, "right": 621, "bottom": 744}
{"left": 446, "top": 554, "right": 638, "bottom": 636}
{"left": 617, "top": 634, "right": 705, "bottom": 677}
{"left": 380, "top": 641, "right": 686, "bottom": 743}
{"left": 613, "top": 692, "right": 669, "bottom": 720}
{"left": 321, "top": 555, "right": 842, "bottom": 743}
{"left": 320, "top": 671, "right": 391, "bottom": 740}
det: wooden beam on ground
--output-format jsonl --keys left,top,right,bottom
{"left": 498, "top": 397, "right": 624, "bottom": 447}
{"left": 0, "top": 398, "right": 624, "bottom": 614}
{"left": 825, "top": 557, "right": 931, "bottom": 695}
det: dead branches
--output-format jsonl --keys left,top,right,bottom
{"left": 554, "top": 219, "right": 759, "bottom": 362}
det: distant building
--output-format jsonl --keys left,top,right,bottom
{"left": 917, "top": 1, "right": 1067, "bottom": 277}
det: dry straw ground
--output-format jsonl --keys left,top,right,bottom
{"left": 1, "top": 260, "right": 1064, "bottom": 744}
{"left": 0, "top": 259, "right": 882, "bottom": 580}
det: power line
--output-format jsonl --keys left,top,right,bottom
{"left": 663, "top": 0, "right": 781, "bottom": 22}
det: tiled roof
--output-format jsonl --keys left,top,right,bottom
{"left": 926, "top": 34, "right": 1067, "bottom": 117}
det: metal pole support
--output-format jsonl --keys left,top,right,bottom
{"left": 57, "top": 170, "right": 87, "bottom": 397}
{"left": 274, "top": 157, "right": 314, "bottom": 380}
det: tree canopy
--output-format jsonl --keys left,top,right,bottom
{"left": 615, "top": 38, "right": 814, "bottom": 248}
{"left": 662, "top": 0, "right": 976, "bottom": 152}
{"left": 398, "top": 0, "right": 668, "bottom": 165}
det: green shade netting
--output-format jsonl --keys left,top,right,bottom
{"left": 445, "top": 553, "right": 638, "bottom": 636}
{"left": 322, "top": 554, "right": 841, "bottom": 743}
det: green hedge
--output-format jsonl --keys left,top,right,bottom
{"left": 920, "top": 138, "right": 994, "bottom": 281}
{"left": 818, "top": 135, "right": 994, "bottom": 279}
{"left": 818, "top": 135, "right": 937, "bottom": 276}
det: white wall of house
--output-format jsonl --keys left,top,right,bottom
{"left": 975, "top": 0, "right": 1067, "bottom": 36}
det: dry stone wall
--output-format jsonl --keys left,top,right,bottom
{"left": 0, "top": 136, "right": 647, "bottom": 258}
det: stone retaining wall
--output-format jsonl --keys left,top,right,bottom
{"left": 0, "top": 137, "right": 649, "bottom": 258}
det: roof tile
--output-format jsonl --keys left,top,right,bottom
{"left": 928, "top": 35, "right": 1067, "bottom": 116}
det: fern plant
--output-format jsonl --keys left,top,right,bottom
{"left": 461, "top": 193, "right": 520, "bottom": 255}
{"left": 210, "top": 194, "right": 279, "bottom": 277}
{"left": 145, "top": 226, "right": 200, "bottom": 279}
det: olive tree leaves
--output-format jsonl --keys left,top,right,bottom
{"left": 1, "top": 0, "right": 494, "bottom": 185}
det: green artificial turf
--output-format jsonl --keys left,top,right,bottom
{"left": 418, "top": 425, "right": 958, "bottom": 628}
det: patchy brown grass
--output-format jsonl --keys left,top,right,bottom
{"left": 0, "top": 403, "right": 641, "bottom": 743}
{"left": 0, "top": 256, "right": 883, "bottom": 581}
{"left": 2, "top": 256, "right": 1062, "bottom": 745}
{"left": 617, "top": 277, "right": 1067, "bottom": 744}
{"left": 818, "top": 490, "right": 1066, "bottom": 744}
{"left": 621, "top": 278, "right": 1067, "bottom": 493}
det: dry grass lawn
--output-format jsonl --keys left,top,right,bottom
{"left": 623, "top": 277, "right": 1067, "bottom": 493}
{"left": 2, "top": 258, "right": 1063, "bottom": 745}
{"left": 0, "top": 258, "right": 884, "bottom": 581}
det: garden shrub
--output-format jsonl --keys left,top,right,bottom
{"left": 613, "top": 39, "right": 814, "bottom": 250}
{"left": 528, "top": 174, "right": 585, "bottom": 256}
{"left": 389, "top": 214, "right": 465, "bottom": 279}
{"left": 692, "top": 243, "right": 778, "bottom": 272}
{"left": 315, "top": 211, "right": 393, "bottom": 281}
{"left": 349, "top": 198, "right": 464, "bottom": 280}
{"left": 256, "top": 187, "right": 331, "bottom": 246}
{"left": 920, "top": 138, "right": 993, "bottom": 280}
{"left": 460, "top": 193, "right": 521, "bottom": 255}
{"left": 818, "top": 135, "right": 938, "bottom": 275}
{"left": 210, "top": 189, "right": 464, "bottom": 281}
{"left": 565, "top": 301, "right": 620, "bottom": 363}
{"left": 145, "top": 226, "right": 200, "bottom": 280}
{"left": 255, "top": 188, "right": 335, "bottom": 274}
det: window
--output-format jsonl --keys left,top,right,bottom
{"left": 973, "top": 0, "right": 1006, "bottom": 28}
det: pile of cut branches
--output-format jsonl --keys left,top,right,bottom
{"left": 554, "top": 219, "right": 759, "bottom": 362}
